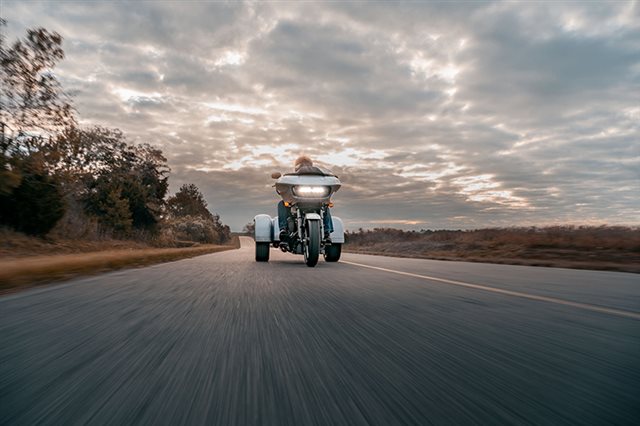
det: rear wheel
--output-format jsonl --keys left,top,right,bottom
{"left": 304, "top": 220, "right": 320, "bottom": 267}
{"left": 255, "top": 242, "right": 270, "bottom": 262}
{"left": 324, "top": 243, "right": 341, "bottom": 262}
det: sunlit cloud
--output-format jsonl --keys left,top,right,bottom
{"left": 316, "top": 148, "right": 387, "bottom": 167}
{"left": 112, "top": 87, "right": 163, "bottom": 102}
{"left": 214, "top": 50, "right": 246, "bottom": 67}
{"left": 203, "top": 102, "right": 267, "bottom": 115}
{"left": 409, "top": 56, "right": 462, "bottom": 84}
{"left": 452, "top": 175, "right": 530, "bottom": 208}
{"left": 396, "top": 162, "right": 465, "bottom": 188}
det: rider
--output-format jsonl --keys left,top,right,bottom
{"left": 278, "top": 155, "right": 334, "bottom": 243}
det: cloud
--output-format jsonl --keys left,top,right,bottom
{"left": 3, "top": 1, "right": 638, "bottom": 229}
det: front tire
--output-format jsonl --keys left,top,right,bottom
{"left": 304, "top": 220, "right": 321, "bottom": 267}
{"left": 324, "top": 243, "right": 341, "bottom": 262}
{"left": 255, "top": 242, "right": 270, "bottom": 262}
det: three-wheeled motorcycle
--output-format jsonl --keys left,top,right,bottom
{"left": 254, "top": 169, "right": 344, "bottom": 267}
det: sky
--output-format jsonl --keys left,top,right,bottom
{"left": 3, "top": 1, "right": 639, "bottom": 230}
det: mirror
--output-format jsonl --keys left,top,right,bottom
{"left": 271, "top": 172, "right": 282, "bottom": 179}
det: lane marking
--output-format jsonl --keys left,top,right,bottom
{"left": 342, "top": 261, "right": 640, "bottom": 321}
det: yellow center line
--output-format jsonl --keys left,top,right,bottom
{"left": 342, "top": 260, "right": 640, "bottom": 321}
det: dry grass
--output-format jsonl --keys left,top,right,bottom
{"left": 345, "top": 226, "right": 640, "bottom": 273}
{"left": 0, "top": 227, "right": 151, "bottom": 258}
{"left": 0, "top": 226, "right": 240, "bottom": 258}
{"left": 0, "top": 235, "right": 240, "bottom": 293}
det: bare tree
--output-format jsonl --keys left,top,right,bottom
{"left": 0, "top": 18, "right": 75, "bottom": 143}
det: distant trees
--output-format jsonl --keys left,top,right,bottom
{"left": 65, "top": 127, "right": 170, "bottom": 233}
{"left": 0, "top": 20, "right": 230, "bottom": 244}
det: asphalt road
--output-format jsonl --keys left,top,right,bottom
{"left": 1, "top": 237, "right": 639, "bottom": 425}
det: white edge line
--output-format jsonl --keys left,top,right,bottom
{"left": 342, "top": 261, "right": 640, "bottom": 321}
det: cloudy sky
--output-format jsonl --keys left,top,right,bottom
{"left": 4, "top": 1, "right": 639, "bottom": 230}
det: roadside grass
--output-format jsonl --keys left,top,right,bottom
{"left": 0, "top": 236, "right": 240, "bottom": 294}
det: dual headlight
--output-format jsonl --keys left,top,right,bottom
{"left": 293, "top": 185, "right": 330, "bottom": 197}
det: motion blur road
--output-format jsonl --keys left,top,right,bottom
{"left": 1, "top": 237, "right": 639, "bottom": 425}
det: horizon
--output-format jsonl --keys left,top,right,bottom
{"left": 3, "top": 1, "right": 639, "bottom": 231}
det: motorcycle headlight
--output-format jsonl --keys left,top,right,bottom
{"left": 293, "top": 186, "right": 330, "bottom": 197}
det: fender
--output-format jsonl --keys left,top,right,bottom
{"left": 304, "top": 213, "right": 322, "bottom": 221}
{"left": 254, "top": 214, "right": 274, "bottom": 242}
{"left": 272, "top": 217, "right": 280, "bottom": 241}
{"left": 330, "top": 216, "right": 345, "bottom": 243}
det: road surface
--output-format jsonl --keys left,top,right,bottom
{"left": 1, "top": 237, "right": 639, "bottom": 425}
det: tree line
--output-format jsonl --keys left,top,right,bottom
{"left": 0, "top": 19, "right": 230, "bottom": 245}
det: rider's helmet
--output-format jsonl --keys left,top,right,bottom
{"left": 294, "top": 155, "right": 313, "bottom": 172}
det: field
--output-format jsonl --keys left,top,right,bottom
{"left": 344, "top": 226, "right": 640, "bottom": 273}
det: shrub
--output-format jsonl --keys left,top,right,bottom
{"left": 164, "top": 183, "right": 230, "bottom": 244}
{"left": 48, "top": 193, "right": 102, "bottom": 240}
{"left": 0, "top": 166, "right": 65, "bottom": 235}
{"left": 162, "top": 215, "right": 229, "bottom": 244}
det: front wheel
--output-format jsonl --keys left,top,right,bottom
{"left": 255, "top": 242, "right": 270, "bottom": 262}
{"left": 324, "top": 243, "right": 341, "bottom": 262}
{"left": 304, "top": 220, "right": 321, "bottom": 267}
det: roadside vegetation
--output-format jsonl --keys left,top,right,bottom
{"left": 242, "top": 222, "right": 255, "bottom": 235}
{"left": 0, "top": 242, "right": 239, "bottom": 294}
{"left": 345, "top": 226, "right": 640, "bottom": 273}
{"left": 0, "top": 19, "right": 231, "bottom": 258}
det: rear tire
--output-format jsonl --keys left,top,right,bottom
{"left": 304, "top": 220, "right": 320, "bottom": 267}
{"left": 255, "top": 242, "right": 270, "bottom": 262}
{"left": 324, "top": 243, "right": 341, "bottom": 262}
